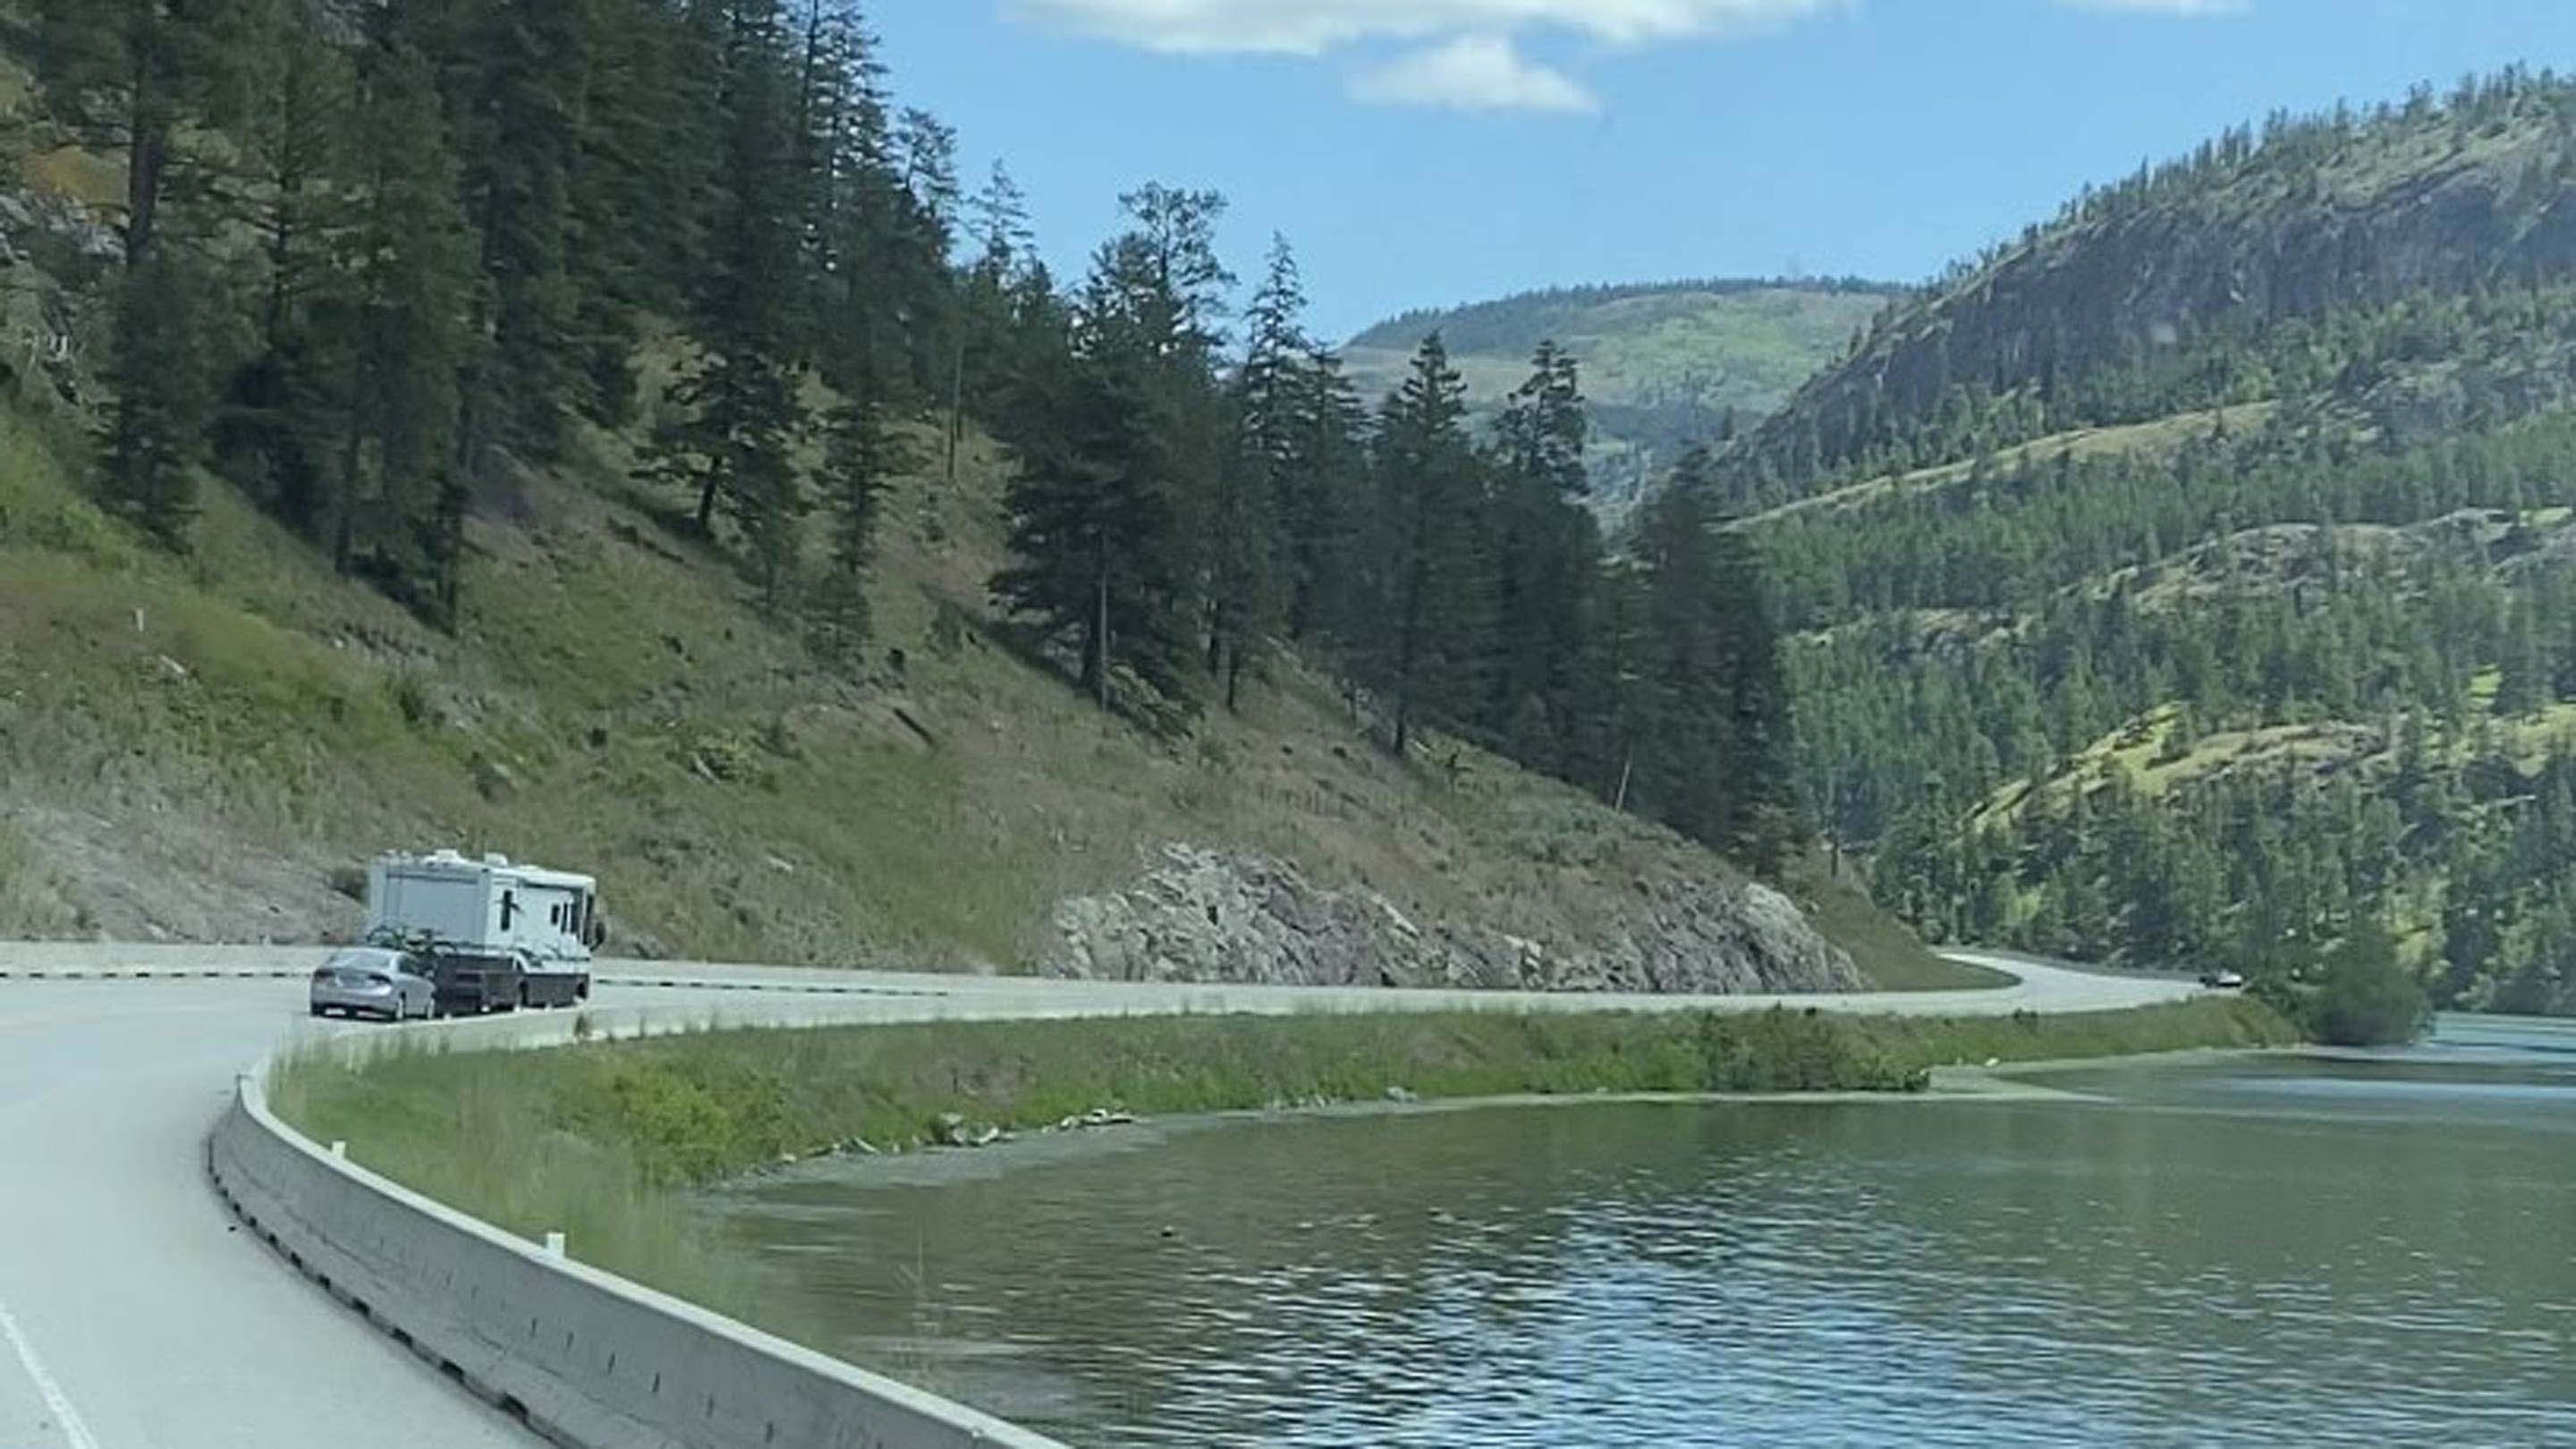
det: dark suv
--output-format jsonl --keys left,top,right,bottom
{"left": 423, "top": 945, "right": 528, "bottom": 1016}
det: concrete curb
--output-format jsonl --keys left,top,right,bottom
{"left": 208, "top": 1057, "right": 1063, "bottom": 1449}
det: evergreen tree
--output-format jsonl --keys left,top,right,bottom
{"left": 992, "top": 346, "right": 1187, "bottom": 708}
{"left": 33, "top": 0, "right": 270, "bottom": 267}
{"left": 446, "top": 0, "right": 590, "bottom": 465}
{"left": 809, "top": 394, "right": 911, "bottom": 660}
{"left": 213, "top": 7, "right": 350, "bottom": 535}
{"left": 1627, "top": 452, "right": 1803, "bottom": 869}
{"left": 1282, "top": 348, "right": 1370, "bottom": 648}
{"left": 336, "top": 20, "right": 481, "bottom": 622}
{"left": 647, "top": 0, "right": 812, "bottom": 602}
{"left": 1485, "top": 340, "right": 1599, "bottom": 761}
{"left": 102, "top": 254, "right": 209, "bottom": 548}
{"left": 1209, "top": 235, "right": 1307, "bottom": 711}
{"left": 1365, "top": 334, "right": 1487, "bottom": 756}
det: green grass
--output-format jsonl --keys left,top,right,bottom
{"left": 1794, "top": 868, "right": 2010, "bottom": 989}
{"left": 3, "top": 352, "right": 1954, "bottom": 983}
{"left": 1343, "top": 284, "right": 1893, "bottom": 458}
{"left": 271, "top": 997, "right": 2298, "bottom": 1312}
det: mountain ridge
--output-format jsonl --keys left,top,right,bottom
{"left": 1343, "top": 277, "right": 1899, "bottom": 504}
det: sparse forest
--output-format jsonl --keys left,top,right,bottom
{"left": 1734, "top": 70, "right": 2576, "bottom": 1021}
{"left": 23, "top": 0, "right": 1807, "bottom": 881}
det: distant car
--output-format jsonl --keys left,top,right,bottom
{"left": 2199, "top": 970, "right": 2247, "bottom": 990}
{"left": 309, "top": 947, "right": 437, "bottom": 1021}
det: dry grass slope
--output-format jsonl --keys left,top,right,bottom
{"left": 0, "top": 358, "right": 1964, "bottom": 984}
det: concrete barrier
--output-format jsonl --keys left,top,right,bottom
{"left": 208, "top": 1061, "right": 1065, "bottom": 1449}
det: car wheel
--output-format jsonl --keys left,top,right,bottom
{"left": 309, "top": 1004, "right": 326, "bottom": 1019}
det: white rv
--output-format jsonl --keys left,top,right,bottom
{"left": 364, "top": 851, "right": 600, "bottom": 1008}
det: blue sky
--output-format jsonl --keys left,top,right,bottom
{"left": 872, "top": 1, "right": 2576, "bottom": 342}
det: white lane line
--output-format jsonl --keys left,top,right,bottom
{"left": 0, "top": 1294, "right": 102, "bottom": 1449}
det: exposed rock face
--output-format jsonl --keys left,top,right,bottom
{"left": 1749, "top": 102, "right": 2576, "bottom": 485}
{"left": 1045, "top": 844, "right": 1865, "bottom": 996}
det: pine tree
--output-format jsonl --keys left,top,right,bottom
{"left": 1283, "top": 348, "right": 1369, "bottom": 648}
{"left": 951, "top": 160, "right": 1037, "bottom": 479}
{"left": 103, "top": 254, "right": 208, "bottom": 548}
{"left": 647, "top": 0, "right": 812, "bottom": 602}
{"left": 1210, "top": 235, "right": 1308, "bottom": 711}
{"left": 1627, "top": 452, "right": 1804, "bottom": 869}
{"left": 992, "top": 347, "right": 1187, "bottom": 708}
{"left": 32, "top": 0, "right": 270, "bottom": 267}
{"left": 337, "top": 19, "right": 481, "bottom": 622}
{"left": 38, "top": 0, "right": 271, "bottom": 547}
{"left": 1485, "top": 340, "right": 1598, "bottom": 760}
{"left": 449, "top": 0, "right": 590, "bottom": 465}
{"left": 1366, "top": 334, "right": 1488, "bottom": 757}
{"left": 213, "top": 6, "right": 350, "bottom": 535}
{"left": 809, "top": 394, "right": 911, "bottom": 660}
{"left": 564, "top": 0, "right": 691, "bottom": 428}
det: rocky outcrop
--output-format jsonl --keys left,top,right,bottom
{"left": 1748, "top": 92, "right": 2576, "bottom": 487}
{"left": 1044, "top": 844, "right": 1865, "bottom": 996}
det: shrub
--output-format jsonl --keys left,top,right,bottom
{"left": 2308, "top": 919, "right": 2429, "bottom": 1046}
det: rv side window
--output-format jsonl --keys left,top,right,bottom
{"left": 500, "top": 890, "right": 518, "bottom": 929}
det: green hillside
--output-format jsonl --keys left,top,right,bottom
{"left": 1729, "top": 68, "right": 2576, "bottom": 1018}
{"left": 0, "top": 2, "right": 1958, "bottom": 992}
{"left": 1344, "top": 280, "right": 1897, "bottom": 506}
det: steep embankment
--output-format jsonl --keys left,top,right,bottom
{"left": 1738, "top": 71, "right": 2576, "bottom": 1013}
{"left": 1345, "top": 279, "right": 1896, "bottom": 506}
{"left": 1741, "top": 74, "right": 2576, "bottom": 496}
{"left": 0, "top": 216, "right": 1936, "bottom": 993}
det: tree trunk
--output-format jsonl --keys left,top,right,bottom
{"left": 946, "top": 337, "right": 965, "bottom": 490}
{"left": 126, "top": 90, "right": 167, "bottom": 267}
{"left": 694, "top": 471, "right": 720, "bottom": 533}
{"left": 1094, "top": 557, "right": 1111, "bottom": 712}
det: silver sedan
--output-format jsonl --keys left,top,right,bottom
{"left": 308, "top": 947, "right": 437, "bottom": 1021}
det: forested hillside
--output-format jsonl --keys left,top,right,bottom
{"left": 1344, "top": 279, "right": 1896, "bottom": 507}
{"left": 0, "top": 1, "right": 1932, "bottom": 990}
{"left": 1730, "top": 68, "right": 2576, "bottom": 1017}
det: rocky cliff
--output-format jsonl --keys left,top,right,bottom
{"left": 1046, "top": 844, "right": 1866, "bottom": 995}
{"left": 1749, "top": 76, "right": 2576, "bottom": 486}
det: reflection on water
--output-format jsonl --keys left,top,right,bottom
{"left": 714, "top": 1019, "right": 2576, "bottom": 1447}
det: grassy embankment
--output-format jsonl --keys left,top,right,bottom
{"left": 0, "top": 343, "right": 1969, "bottom": 986}
{"left": 0, "top": 53, "right": 1963, "bottom": 982}
{"left": 272, "top": 996, "right": 2298, "bottom": 1317}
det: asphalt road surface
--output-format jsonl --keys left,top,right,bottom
{"left": 0, "top": 945, "right": 2198, "bottom": 1447}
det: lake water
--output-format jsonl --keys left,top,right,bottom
{"left": 714, "top": 1019, "right": 2576, "bottom": 1447}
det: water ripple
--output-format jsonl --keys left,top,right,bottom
{"left": 719, "top": 1035, "right": 2576, "bottom": 1449}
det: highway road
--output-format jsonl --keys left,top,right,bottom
{"left": 0, "top": 945, "right": 2199, "bottom": 1448}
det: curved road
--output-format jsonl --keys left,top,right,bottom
{"left": 0, "top": 944, "right": 2197, "bottom": 1448}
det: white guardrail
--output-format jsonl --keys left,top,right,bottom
{"left": 208, "top": 1056, "right": 1065, "bottom": 1449}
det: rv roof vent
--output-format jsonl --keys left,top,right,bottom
{"left": 483, "top": 852, "right": 512, "bottom": 868}
{"left": 426, "top": 849, "right": 467, "bottom": 864}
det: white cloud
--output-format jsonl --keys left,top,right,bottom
{"left": 2054, "top": 0, "right": 2246, "bottom": 13}
{"left": 1011, "top": 0, "right": 1840, "bottom": 56}
{"left": 1350, "top": 34, "right": 1599, "bottom": 114}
